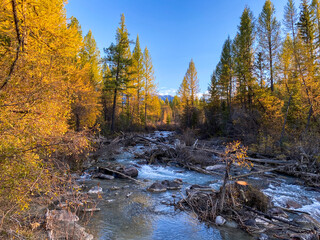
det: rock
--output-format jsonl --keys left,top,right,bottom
{"left": 244, "top": 219, "right": 258, "bottom": 228}
{"left": 161, "top": 180, "right": 182, "bottom": 190}
{"left": 88, "top": 186, "right": 103, "bottom": 194}
{"left": 46, "top": 210, "right": 79, "bottom": 223}
{"left": 215, "top": 216, "right": 226, "bottom": 226}
{"left": 147, "top": 182, "right": 167, "bottom": 192}
{"left": 258, "top": 233, "right": 269, "bottom": 240}
{"left": 206, "top": 164, "right": 226, "bottom": 171}
{"left": 93, "top": 173, "right": 114, "bottom": 180}
{"left": 286, "top": 200, "right": 302, "bottom": 209}
{"left": 110, "top": 186, "right": 120, "bottom": 190}
{"left": 116, "top": 166, "right": 138, "bottom": 178}
{"left": 46, "top": 210, "right": 93, "bottom": 240}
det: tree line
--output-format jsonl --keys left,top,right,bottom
{"left": 173, "top": 0, "right": 320, "bottom": 159}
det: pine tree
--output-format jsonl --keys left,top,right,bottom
{"left": 104, "top": 14, "right": 132, "bottom": 131}
{"left": 257, "top": 0, "right": 281, "bottom": 92}
{"left": 218, "top": 37, "right": 233, "bottom": 108}
{"left": 232, "top": 7, "right": 255, "bottom": 109}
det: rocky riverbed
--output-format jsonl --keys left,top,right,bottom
{"left": 76, "top": 131, "right": 320, "bottom": 240}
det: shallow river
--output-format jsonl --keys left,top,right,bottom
{"left": 80, "top": 131, "right": 320, "bottom": 240}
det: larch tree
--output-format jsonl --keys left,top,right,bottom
{"left": 104, "top": 14, "right": 132, "bottom": 131}
{"left": 186, "top": 59, "right": 199, "bottom": 107}
{"left": 257, "top": 0, "right": 281, "bottom": 92}
{"left": 143, "top": 47, "right": 156, "bottom": 127}
{"left": 132, "top": 35, "right": 144, "bottom": 124}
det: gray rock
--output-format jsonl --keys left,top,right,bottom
{"left": 147, "top": 182, "right": 167, "bottom": 192}
{"left": 206, "top": 165, "right": 226, "bottom": 171}
{"left": 93, "top": 173, "right": 114, "bottom": 180}
{"left": 117, "top": 166, "right": 139, "bottom": 178}
{"left": 244, "top": 219, "right": 258, "bottom": 228}
{"left": 286, "top": 199, "right": 302, "bottom": 209}
{"left": 161, "top": 180, "right": 182, "bottom": 190}
{"left": 46, "top": 210, "right": 93, "bottom": 240}
{"left": 215, "top": 216, "right": 226, "bottom": 226}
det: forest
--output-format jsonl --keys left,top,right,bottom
{"left": 0, "top": 0, "right": 320, "bottom": 239}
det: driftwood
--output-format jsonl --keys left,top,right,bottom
{"left": 243, "top": 205, "right": 302, "bottom": 228}
{"left": 183, "top": 164, "right": 223, "bottom": 177}
{"left": 231, "top": 167, "right": 285, "bottom": 180}
{"left": 99, "top": 167, "right": 144, "bottom": 185}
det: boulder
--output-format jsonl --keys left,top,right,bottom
{"left": 93, "top": 173, "right": 114, "bottom": 180}
{"left": 215, "top": 216, "right": 226, "bottom": 226}
{"left": 147, "top": 182, "right": 167, "bottom": 192}
{"left": 286, "top": 199, "right": 302, "bottom": 209}
{"left": 206, "top": 164, "right": 226, "bottom": 171}
{"left": 46, "top": 210, "right": 93, "bottom": 240}
{"left": 161, "top": 180, "right": 182, "bottom": 190}
{"left": 244, "top": 219, "right": 258, "bottom": 228}
{"left": 116, "top": 166, "right": 139, "bottom": 178}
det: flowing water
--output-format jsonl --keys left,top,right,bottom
{"left": 80, "top": 131, "right": 320, "bottom": 240}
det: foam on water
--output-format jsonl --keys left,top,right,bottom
{"left": 262, "top": 182, "right": 320, "bottom": 221}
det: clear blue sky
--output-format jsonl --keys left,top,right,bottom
{"left": 66, "top": 0, "right": 299, "bottom": 96}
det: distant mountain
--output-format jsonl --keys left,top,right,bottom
{"left": 158, "top": 95, "right": 174, "bottom": 102}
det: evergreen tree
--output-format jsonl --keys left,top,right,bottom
{"left": 185, "top": 59, "right": 199, "bottom": 106}
{"left": 232, "top": 7, "right": 255, "bottom": 109}
{"left": 257, "top": 0, "right": 281, "bottom": 92}
{"left": 104, "top": 14, "right": 132, "bottom": 131}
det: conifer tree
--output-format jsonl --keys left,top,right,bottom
{"left": 132, "top": 35, "right": 144, "bottom": 124}
{"left": 104, "top": 14, "right": 132, "bottom": 131}
{"left": 233, "top": 7, "right": 255, "bottom": 109}
{"left": 186, "top": 59, "right": 199, "bottom": 106}
{"left": 218, "top": 37, "right": 233, "bottom": 108}
{"left": 257, "top": 0, "right": 281, "bottom": 92}
{"left": 143, "top": 47, "right": 156, "bottom": 126}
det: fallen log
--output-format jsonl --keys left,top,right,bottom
{"left": 99, "top": 167, "right": 144, "bottom": 185}
{"left": 183, "top": 164, "right": 223, "bottom": 177}
{"left": 231, "top": 167, "right": 284, "bottom": 180}
{"left": 243, "top": 205, "right": 302, "bottom": 228}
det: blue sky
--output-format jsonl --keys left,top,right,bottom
{"left": 66, "top": 0, "right": 299, "bottom": 96}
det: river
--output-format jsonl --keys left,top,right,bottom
{"left": 79, "top": 131, "right": 320, "bottom": 240}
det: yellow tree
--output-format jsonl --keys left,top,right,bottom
{"left": 143, "top": 46, "right": 157, "bottom": 126}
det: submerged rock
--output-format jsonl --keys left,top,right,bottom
{"left": 215, "top": 216, "right": 226, "bottom": 226}
{"left": 147, "top": 182, "right": 167, "bottom": 192}
{"left": 286, "top": 199, "right": 302, "bottom": 209}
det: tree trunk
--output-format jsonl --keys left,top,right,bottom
{"left": 279, "top": 93, "right": 292, "bottom": 146}
{"left": 111, "top": 88, "right": 118, "bottom": 132}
